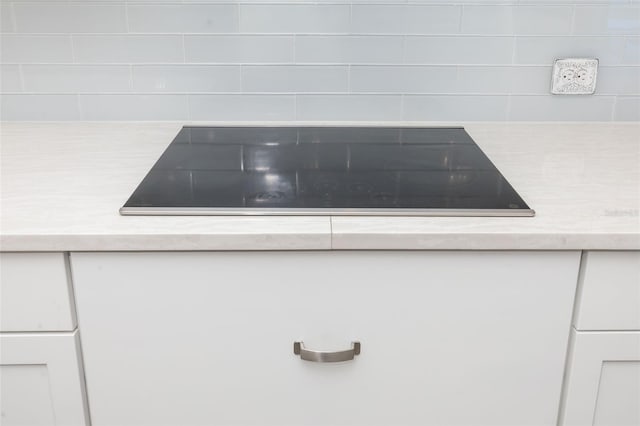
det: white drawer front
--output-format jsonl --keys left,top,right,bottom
{"left": 0, "top": 331, "right": 90, "bottom": 426}
{"left": 575, "top": 251, "right": 640, "bottom": 331}
{"left": 72, "top": 251, "right": 580, "bottom": 426}
{"left": 560, "top": 330, "right": 640, "bottom": 426}
{"left": 0, "top": 252, "right": 76, "bottom": 331}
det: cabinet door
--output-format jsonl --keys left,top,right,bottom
{"left": 0, "top": 331, "right": 90, "bottom": 426}
{"left": 72, "top": 251, "right": 580, "bottom": 426}
{"left": 560, "top": 330, "right": 640, "bottom": 426}
{"left": 0, "top": 252, "right": 77, "bottom": 331}
{"left": 574, "top": 251, "right": 640, "bottom": 331}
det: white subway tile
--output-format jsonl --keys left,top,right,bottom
{"left": 1, "top": 94, "right": 80, "bottom": 120}
{"left": 189, "top": 95, "right": 295, "bottom": 120}
{"left": 613, "top": 96, "right": 640, "bottom": 120}
{"left": 13, "top": 3, "right": 126, "bottom": 33}
{"left": 79, "top": 94, "right": 189, "bottom": 120}
{"left": 1, "top": 2, "right": 14, "bottom": 33}
{"left": 457, "top": 66, "right": 551, "bottom": 94}
{"left": 351, "top": 66, "right": 551, "bottom": 95}
{"left": 296, "top": 95, "right": 402, "bottom": 120}
{"left": 185, "top": 35, "right": 293, "bottom": 63}
{"left": 351, "top": 5, "right": 460, "bottom": 35}
{"left": 410, "top": 0, "right": 513, "bottom": 2}
{"left": 73, "top": 35, "right": 184, "bottom": 64}
{"left": 242, "top": 65, "right": 348, "bottom": 93}
{"left": 350, "top": 66, "right": 457, "bottom": 93}
{"left": 462, "top": 6, "right": 572, "bottom": 35}
{"left": 1, "top": 65, "right": 22, "bottom": 92}
{"left": 622, "top": 37, "right": 640, "bottom": 64}
{"left": 132, "top": 65, "right": 240, "bottom": 92}
{"left": 508, "top": 67, "right": 552, "bottom": 94}
{"left": 509, "top": 95, "right": 615, "bottom": 120}
{"left": 403, "top": 95, "right": 509, "bottom": 120}
{"left": 452, "top": 66, "right": 509, "bottom": 94}
{"left": 514, "top": 36, "right": 625, "bottom": 65}
{"left": 295, "top": 36, "right": 403, "bottom": 64}
{"left": 127, "top": 4, "right": 238, "bottom": 34}
{"left": 573, "top": 6, "right": 640, "bottom": 35}
{"left": 518, "top": 0, "right": 628, "bottom": 3}
{"left": 597, "top": 66, "right": 640, "bottom": 94}
{"left": 1, "top": 35, "right": 73, "bottom": 63}
{"left": 22, "top": 65, "right": 131, "bottom": 93}
{"left": 239, "top": 5, "right": 350, "bottom": 33}
{"left": 405, "top": 36, "right": 514, "bottom": 65}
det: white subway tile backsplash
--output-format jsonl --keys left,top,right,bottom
{"left": 350, "top": 66, "right": 457, "bottom": 93}
{"left": 1, "top": 94, "right": 80, "bottom": 121}
{"left": 0, "top": 1, "right": 637, "bottom": 122}
{"left": 295, "top": 36, "right": 403, "bottom": 64}
{"left": 185, "top": 35, "right": 294, "bottom": 63}
{"left": 189, "top": 94, "right": 295, "bottom": 120}
{"left": 405, "top": 37, "right": 515, "bottom": 65}
{"left": 79, "top": 94, "right": 189, "bottom": 120}
{"left": 403, "top": 95, "right": 509, "bottom": 120}
{"left": 351, "top": 5, "right": 460, "bottom": 35}
{"left": 509, "top": 95, "right": 616, "bottom": 120}
{"left": 508, "top": 67, "right": 553, "bottom": 94}
{"left": 296, "top": 95, "right": 402, "bottom": 120}
{"left": 132, "top": 65, "right": 240, "bottom": 93}
{"left": 622, "top": 37, "right": 640, "bottom": 64}
{"left": 597, "top": 67, "right": 640, "bottom": 94}
{"left": 1, "top": 35, "right": 73, "bottom": 64}
{"left": 13, "top": 3, "right": 126, "bottom": 33}
{"left": 613, "top": 97, "right": 640, "bottom": 120}
{"left": 242, "top": 65, "right": 348, "bottom": 93}
{"left": 514, "top": 36, "right": 625, "bottom": 65}
{"left": 573, "top": 6, "right": 640, "bottom": 35}
{"left": 1, "top": 2, "right": 14, "bottom": 33}
{"left": 457, "top": 66, "right": 551, "bottom": 94}
{"left": 73, "top": 35, "right": 184, "bottom": 64}
{"left": 1, "top": 65, "right": 22, "bottom": 92}
{"left": 22, "top": 65, "right": 131, "bottom": 93}
{"left": 461, "top": 6, "right": 573, "bottom": 35}
{"left": 239, "top": 5, "right": 350, "bottom": 34}
{"left": 127, "top": 4, "right": 238, "bottom": 34}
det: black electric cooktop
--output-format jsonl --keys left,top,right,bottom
{"left": 120, "top": 126, "right": 534, "bottom": 216}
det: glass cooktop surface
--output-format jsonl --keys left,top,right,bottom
{"left": 121, "top": 126, "right": 533, "bottom": 216}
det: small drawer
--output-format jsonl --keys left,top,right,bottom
{"left": 574, "top": 251, "right": 640, "bottom": 331}
{"left": 1, "top": 252, "right": 76, "bottom": 331}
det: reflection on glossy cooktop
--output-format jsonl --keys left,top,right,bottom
{"left": 120, "top": 126, "right": 534, "bottom": 216}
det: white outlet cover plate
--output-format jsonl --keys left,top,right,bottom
{"left": 551, "top": 58, "right": 599, "bottom": 95}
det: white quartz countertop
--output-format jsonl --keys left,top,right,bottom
{"left": 1, "top": 121, "right": 638, "bottom": 251}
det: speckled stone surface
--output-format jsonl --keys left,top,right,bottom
{"left": 1, "top": 121, "right": 638, "bottom": 251}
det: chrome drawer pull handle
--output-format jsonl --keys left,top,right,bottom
{"left": 293, "top": 341, "right": 361, "bottom": 363}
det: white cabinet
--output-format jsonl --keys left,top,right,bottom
{"left": 560, "top": 330, "right": 640, "bottom": 426}
{"left": 1, "top": 252, "right": 76, "bottom": 332}
{"left": 71, "top": 251, "right": 580, "bottom": 426}
{"left": 0, "top": 331, "right": 90, "bottom": 426}
{"left": 0, "top": 252, "right": 89, "bottom": 425}
{"left": 574, "top": 251, "right": 640, "bottom": 331}
{"left": 559, "top": 250, "right": 640, "bottom": 426}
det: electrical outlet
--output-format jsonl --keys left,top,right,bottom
{"left": 551, "top": 58, "right": 598, "bottom": 95}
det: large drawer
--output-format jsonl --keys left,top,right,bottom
{"left": 71, "top": 251, "right": 580, "bottom": 426}
{"left": 0, "top": 252, "right": 76, "bottom": 332}
{"left": 574, "top": 251, "right": 640, "bottom": 331}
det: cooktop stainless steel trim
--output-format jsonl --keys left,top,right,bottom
{"left": 119, "top": 207, "right": 536, "bottom": 217}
